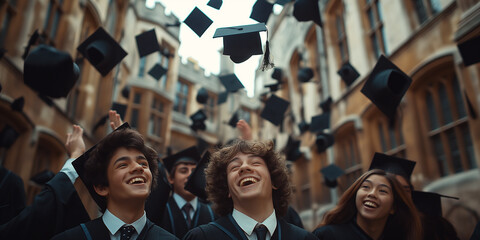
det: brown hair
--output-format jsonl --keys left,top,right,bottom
{"left": 205, "top": 140, "right": 291, "bottom": 217}
{"left": 317, "top": 169, "right": 422, "bottom": 240}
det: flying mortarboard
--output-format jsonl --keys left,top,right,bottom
{"left": 217, "top": 91, "right": 229, "bottom": 105}
{"left": 309, "top": 112, "right": 330, "bottom": 133}
{"left": 275, "top": 0, "right": 294, "bottom": 5}
{"left": 284, "top": 136, "right": 303, "bottom": 161}
{"left": 184, "top": 151, "right": 211, "bottom": 200}
{"left": 112, "top": 102, "right": 127, "bottom": 119}
{"left": 457, "top": 35, "right": 480, "bottom": 67}
{"left": 77, "top": 27, "right": 127, "bottom": 76}
{"left": 184, "top": 7, "right": 213, "bottom": 37}
{"left": 219, "top": 74, "right": 245, "bottom": 92}
{"left": 271, "top": 67, "right": 283, "bottom": 81}
{"left": 190, "top": 109, "right": 207, "bottom": 131}
{"left": 0, "top": 125, "right": 19, "bottom": 149}
{"left": 250, "top": 0, "right": 274, "bottom": 23}
{"left": 162, "top": 146, "right": 201, "bottom": 173}
{"left": 196, "top": 87, "right": 209, "bottom": 104}
{"left": 207, "top": 0, "right": 223, "bottom": 10}
{"left": 228, "top": 112, "right": 239, "bottom": 128}
{"left": 121, "top": 85, "right": 130, "bottom": 99}
{"left": 412, "top": 191, "right": 459, "bottom": 217}
{"left": 135, "top": 29, "right": 161, "bottom": 58}
{"left": 360, "top": 55, "right": 412, "bottom": 121}
{"left": 30, "top": 169, "right": 55, "bottom": 185}
{"left": 293, "top": 0, "right": 322, "bottom": 27}
{"left": 148, "top": 63, "right": 167, "bottom": 80}
{"left": 11, "top": 96, "right": 25, "bottom": 112}
{"left": 260, "top": 94, "right": 290, "bottom": 126}
{"left": 316, "top": 132, "right": 334, "bottom": 153}
{"left": 22, "top": 29, "right": 39, "bottom": 60}
{"left": 319, "top": 97, "right": 332, "bottom": 113}
{"left": 337, "top": 61, "right": 360, "bottom": 87}
{"left": 298, "top": 120, "right": 310, "bottom": 134}
{"left": 265, "top": 80, "right": 281, "bottom": 92}
{"left": 0, "top": 47, "right": 6, "bottom": 59}
{"left": 320, "top": 164, "right": 344, "bottom": 188}
{"left": 298, "top": 67, "right": 314, "bottom": 82}
{"left": 368, "top": 152, "right": 416, "bottom": 180}
{"left": 24, "top": 45, "right": 80, "bottom": 98}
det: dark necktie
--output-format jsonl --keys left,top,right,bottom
{"left": 254, "top": 224, "right": 268, "bottom": 240}
{"left": 120, "top": 225, "right": 135, "bottom": 240}
{"left": 182, "top": 203, "right": 193, "bottom": 228}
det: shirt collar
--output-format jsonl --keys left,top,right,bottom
{"left": 102, "top": 209, "right": 147, "bottom": 236}
{"left": 232, "top": 208, "right": 277, "bottom": 237}
{"left": 173, "top": 192, "right": 198, "bottom": 212}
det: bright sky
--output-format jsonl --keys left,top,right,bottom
{"left": 145, "top": 0, "right": 283, "bottom": 97}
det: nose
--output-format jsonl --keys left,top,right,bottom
{"left": 367, "top": 188, "right": 377, "bottom": 198}
{"left": 239, "top": 162, "right": 253, "bottom": 174}
{"left": 131, "top": 162, "right": 145, "bottom": 173}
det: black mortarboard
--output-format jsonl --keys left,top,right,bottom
{"left": 465, "top": 91, "right": 477, "bottom": 119}
{"left": 207, "top": 0, "right": 223, "bottom": 10}
{"left": 163, "top": 146, "right": 200, "bottom": 173}
{"left": 320, "top": 164, "right": 344, "bottom": 188}
{"left": 11, "top": 97, "right": 25, "bottom": 112}
{"left": 368, "top": 152, "right": 416, "bottom": 180}
{"left": 284, "top": 136, "right": 303, "bottom": 161}
{"left": 145, "top": 161, "right": 172, "bottom": 225}
{"left": 227, "top": 112, "right": 239, "bottom": 128}
{"left": 298, "top": 67, "right": 314, "bottom": 82}
{"left": 337, "top": 61, "right": 360, "bottom": 86}
{"left": 112, "top": 102, "right": 127, "bottom": 119}
{"left": 260, "top": 94, "right": 290, "bottom": 126}
{"left": 0, "top": 125, "right": 19, "bottom": 149}
{"left": 121, "top": 85, "right": 130, "bottom": 99}
{"left": 196, "top": 137, "right": 210, "bottom": 155}
{"left": 30, "top": 169, "right": 55, "bottom": 185}
{"left": 219, "top": 74, "right": 245, "bottom": 92}
{"left": 298, "top": 120, "right": 309, "bottom": 134}
{"left": 271, "top": 68, "right": 283, "bottom": 81}
{"left": 72, "top": 122, "right": 130, "bottom": 211}
{"left": 217, "top": 91, "right": 229, "bottom": 105}
{"left": 250, "top": 0, "right": 274, "bottom": 23}
{"left": 412, "top": 191, "right": 459, "bottom": 217}
{"left": 184, "top": 7, "right": 213, "bottom": 37}
{"left": 24, "top": 45, "right": 79, "bottom": 98}
{"left": 265, "top": 80, "right": 281, "bottom": 92}
{"left": 190, "top": 109, "right": 207, "bottom": 131}
{"left": 309, "top": 112, "right": 330, "bottom": 133}
{"left": 319, "top": 97, "right": 332, "bottom": 113}
{"left": 196, "top": 87, "right": 209, "bottom": 104}
{"left": 316, "top": 132, "right": 334, "bottom": 153}
{"left": 1, "top": 47, "right": 6, "bottom": 59}
{"left": 213, "top": 23, "right": 267, "bottom": 63}
{"left": 275, "top": 0, "right": 294, "bottom": 5}
{"left": 361, "top": 55, "right": 412, "bottom": 121}
{"left": 293, "top": 0, "right": 322, "bottom": 27}
{"left": 457, "top": 35, "right": 480, "bottom": 67}
{"left": 148, "top": 63, "right": 167, "bottom": 80}
{"left": 184, "top": 151, "right": 210, "bottom": 200}
{"left": 135, "top": 29, "right": 160, "bottom": 58}
{"left": 77, "top": 27, "right": 128, "bottom": 76}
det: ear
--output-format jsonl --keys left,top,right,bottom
{"left": 389, "top": 205, "right": 396, "bottom": 215}
{"left": 94, "top": 185, "right": 109, "bottom": 197}
{"left": 272, "top": 185, "right": 278, "bottom": 190}
{"left": 167, "top": 176, "right": 174, "bottom": 185}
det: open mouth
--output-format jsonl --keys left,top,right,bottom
{"left": 239, "top": 177, "right": 258, "bottom": 187}
{"left": 128, "top": 177, "right": 146, "bottom": 184}
{"left": 363, "top": 200, "right": 378, "bottom": 209}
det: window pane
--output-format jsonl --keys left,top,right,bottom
{"left": 380, "top": 27, "right": 388, "bottom": 54}
{"left": 148, "top": 115, "right": 154, "bottom": 135}
{"left": 180, "top": 99, "right": 187, "bottom": 114}
{"left": 133, "top": 93, "right": 141, "bottom": 104}
{"left": 439, "top": 83, "right": 453, "bottom": 124}
{"left": 446, "top": 129, "right": 463, "bottom": 173}
{"left": 461, "top": 124, "right": 476, "bottom": 169}
{"left": 183, "top": 84, "right": 189, "bottom": 96}
{"left": 131, "top": 109, "right": 139, "bottom": 129}
{"left": 413, "top": 0, "right": 428, "bottom": 24}
{"left": 429, "top": 0, "right": 441, "bottom": 14}
{"left": 138, "top": 57, "right": 146, "bottom": 77}
{"left": 367, "top": 9, "right": 375, "bottom": 29}
{"left": 452, "top": 76, "right": 466, "bottom": 118}
{"left": 376, "top": 1, "right": 383, "bottom": 21}
{"left": 378, "top": 123, "right": 387, "bottom": 152}
{"left": 371, "top": 34, "right": 380, "bottom": 58}
{"left": 156, "top": 117, "right": 162, "bottom": 136}
{"left": 426, "top": 92, "right": 439, "bottom": 130}
{"left": 432, "top": 134, "right": 448, "bottom": 176}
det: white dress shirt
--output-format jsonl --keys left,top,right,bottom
{"left": 232, "top": 208, "right": 277, "bottom": 240}
{"left": 102, "top": 209, "right": 147, "bottom": 240}
{"left": 172, "top": 192, "right": 197, "bottom": 220}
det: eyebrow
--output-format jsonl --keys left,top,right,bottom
{"left": 363, "top": 179, "right": 392, "bottom": 190}
{"left": 114, "top": 155, "right": 147, "bottom": 165}
{"left": 228, "top": 154, "right": 261, "bottom": 164}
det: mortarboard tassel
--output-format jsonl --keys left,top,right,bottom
{"left": 261, "top": 27, "right": 274, "bottom": 71}
{"left": 22, "top": 29, "right": 39, "bottom": 60}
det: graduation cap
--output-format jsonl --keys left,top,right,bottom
{"left": 135, "top": 29, "right": 161, "bottom": 58}
{"left": 457, "top": 35, "right": 480, "bottom": 67}
{"left": 465, "top": 91, "right": 477, "bottom": 119}
{"left": 207, "top": 0, "right": 223, "bottom": 10}
{"left": 309, "top": 112, "right": 330, "bottom": 133}
{"left": 217, "top": 91, "right": 229, "bottom": 105}
{"left": 227, "top": 112, "right": 239, "bottom": 128}
{"left": 361, "top": 55, "right": 412, "bottom": 121}
{"left": 250, "top": 0, "right": 274, "bottom": 23}
{"left": 293, "top": 0, "right": 322, "bottom": 27}
{"left": 30, "top": 169, "right": 55, "bottom": 185}
{"left": 72, "top": 122, "right": 130, "bottom": 211}
{"left": 275, "top": 0, "right": 294, "bottom": 5}
{"left": 337, "top": 61, "right": 360, "bottom": 87}
{"left": 11, "top": 97, "right": 25, "bottom": 112}
{"left": 315, "top": 132, "right": 334, "bottom": 153}
{"left": 319, "top": 97, "right": 332, "bottom": 113}
{"left": 260, "top": 94, "right": 290, "bottom": 126}
{"left": 0, "top": 125, "right": 19, "bottom": 149}
{"left": 184, "top": 151, "right": 210, "bottom": 200}
{"left": 190, "top": 109, "right": 207, "bottom": 131}
{"left": 196, "top": 137, "right": 210, "bottom": 155}
{"left": 112, "top": 102, "right": 127, "bottom": 119}
{"left": 219, "top": 74, "right": 245, "bottom": 92}
{"left": 77, "top": 27, "right": 128, "bottom": 76}
{"left": 298, "top": 120, "right": 309, "bottom": 134}
{"left": 163, "top": 146, "right": 201, "bottom": 174}
{"left": 0, "top": 47, "right": 6, "bottom": 59}
{"left": 284, "top": 136, "right": 303, "bottom": 161}
{"left": 184, "top": 7, "right": 213, "bottom": 37}
{"left": 412, "top": 191, "right": 459, "bottom": 217}
{"left": 213, "top": 23, "right": 268, "bottom": 64}
{"left": 148, "top": 63, "right": 167, "bottom": 80}
{"left": 298, "top": 67, "right": 314, "bottom": 82}
{"left": 271, "top": 67, "right": 283, "bottom": 81}
{"left": 24, "top": 45, "right": 80, "bottom": 98}
{"left": 121, "top": 85, "right": 130, "bottom": 99}
{"left": 368, "top": 152, "right": 416, "bottom": 181}
{"left": 145, "top": 160, "right": 172, "bottom": 225}
{"left": 265, "top": 80, "right": 281, "bottom": 92}
{"left": 196, "top": 87, "right": 209, "bottom": 104}
{"left": 320, "top": 164, "right": 344, "bottom": 188}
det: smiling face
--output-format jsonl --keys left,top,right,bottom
{"left": 94, "top": 147, "right": 152, "bottom": 205}
{"left": 169, "top": 163, "right": 196, "bottom": 201}
{"left": 226, "top": 152, "right": 274, "bottom": 207}
{"left": 355, "top": 174, "right": 395, "bottom": 224}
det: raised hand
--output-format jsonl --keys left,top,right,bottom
{"left": 109, "top": 110, "right": 123, "bottom": 130}
{"left": 237, "top": 119, "right": 253, "bottom": 141}
{"left": 65, "top": 125, "right": 85, "bottom": 159}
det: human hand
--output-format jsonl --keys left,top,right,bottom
{"left": 109, "top": 110, "right": 123, "bottom": 130}
{"left": 237, "top": 119, "right": 253, "bottom": 140}
{"left": 65, "top": 125, "right": 85, "bottom": 159}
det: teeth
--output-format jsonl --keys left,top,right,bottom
{"left": 364, "top": 201, "right": 377, "bottom": 208}
{"left": 128, "top": 177, "right": 145, "bottom": 184}
{"left": 240, "top": 177, "right": 258, "bottom": 186}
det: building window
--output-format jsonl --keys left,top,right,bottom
{"left": 336, "top": 130, "right": 362, "bottom": 190}
{"left": 0, "top": 0, "right": 17, "bottom": 48}
{"left": 129, "top": 92, "right": 142, "bottom": 129}
{"left": 330, "top": 1, "right": 348, "bottom": 64}
{"left": 364, "top": 0, "right": 387, "bottom": 58}
{"left": 43, "top": 0, "right": 64, "bottom": 45}
{"left": 148, "top": 96, "right": 165, "bottom": 138}
{"left": 158, "top": 52, "right": 169, "bottom": 89}
{"left": 378, "top": 118, "right": 406, "bottom": 158}
{"left": 204, "top": 92, "right": 217, "bottom": 123}
{"left": 173, "top": 80, "right": 189, "bottom": 114}
{"left": 105, "top": 0, "right": 117, "bottom": 35}
{"left": 238, "top": 108, "right": 251, "bottom": 124}
{"left": 138, "top": 57, "right": 146, "bottom": 77}
{"left": 420, "top": 71, "right": 476, "bottom": 176}
{"left": 412, "top": 0, "right": 442, "bottom": 25}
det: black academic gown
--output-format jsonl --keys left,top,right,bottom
{"left": 183, "top": 214, "right": 318, "bottom": 240}
{"left": 0, "top": 172, "right": 90, "bottom": 240}
{"left": 0, "top": 167, "right": 26, "bottom": 225}
{"left": 282, "top": 206, "right": 304, "bottom": 229}
{"left": 160, "top": 196, "right": 216, "bottom": 239}
{"left": 313, "top": 221, "right": 373, "bottom": 240}
{"left": 51, "top": 217, "right": 178, "bottom": 240}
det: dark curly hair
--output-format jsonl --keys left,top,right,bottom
{"left": 85, "top": 128, "right": 159, "bottom": 211}
{"left": 205, "top": 139, "right": 291, "bottom": 217}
